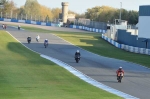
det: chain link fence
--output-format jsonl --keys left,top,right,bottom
{"left": 73, "top": 18, "right": 107, "bottom": 30}
{"left": 0, "top": 12, "right": 50, "bottom": 22}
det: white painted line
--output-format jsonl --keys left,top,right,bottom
{"left": 6, "top": 31, "right": 139, "bottom": 99}
{"left": 41, "top": 54, "right": 139, "bottom": 99}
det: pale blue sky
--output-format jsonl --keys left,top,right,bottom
{"left": 12, "top": 0, "right": 150, "bottom": 13}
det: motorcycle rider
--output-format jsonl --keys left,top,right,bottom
{"left": 44, "top": 39, "right": 48, "bottom": 47}
{"left": 75, "top": 50, "right": 81, "bottom": 59}
{"left": 27, "top": 36, "right": 31, "bottom": 43}
{"left": 4, "top": 24, "right": 6, "bottom": 29}
{"left": 2, "top": 24, "right": 4, "bottom": 29}
{"left": 44, "top": 39, "right": 48, "bottom": 43}
{"left": 36, "top": 35, "right": 40, "bottom": 42}
{"left": 18, "top": 25, "right": 21, "bottom": 30}
{"left": 116, "top": 67, "right": 124, "bottom": 80}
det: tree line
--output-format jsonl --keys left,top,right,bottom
{"left": 0, "top": 0, "right": 138, "bottom": 24}
{"left": 85, "top": 6, "right": 138, "bottom": 25}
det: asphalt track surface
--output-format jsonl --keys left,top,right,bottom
{"left": 2, "top": 22, "right": 150, "bottom": 99}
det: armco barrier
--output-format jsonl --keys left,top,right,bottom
{"left": 31, "top": 21, "right": 36, "bottom": 24}
{"left": 96, "top": 29, "right": 99, "bottom": 32}
{"left": 82, "top": 26, "right": 85, "bottom": 30}
{"left": 125, "top": 45, "right": 129, "bottom": 51}
{"left": 99, "top": 29, "right": 102, "bottom": 33}
{"left": 114, "top": 42, "right": 119, "bottom": 48}
{"left": 129, "top": 46, "right": 134, "bottom": 52}
{"left": 134, "top": 47, "right": 139, "bottom": 53}
{"left": 18, "top": 20, "right": 25, "bottom": 23}
{"left": 93, "top": 28, "right": 95, "bottom": 32}
{"left": 11, "top": 19, "right": 18, "bottom": 22}
{"left": 41, "top": 22, "right": 46, "bottom": 26}
{"left": 73, "top": 25, "right": 76, "bottom": 28}
{"left": 139, "top": 48, "right": 144, "bottom": 54}
{"left": 76, "top": 26, "right": 79, "bottom": 29}
{"left": 79, "top": 26, "right": 82, "bottom": 29}
{"left": 36, "top": 21, "right": 41, "bottom": 25}
{"left": 4, "top": 19, "right": 11, "bottom": 22}
{"left": 70, "top": 25, "right": 73, "bottom": 28}
{"left": 148, "top": 49, "right": 150, "bottom": 55}
{"left": 121, "top": 44, "right": 124, "bottom": 49}
{"left": 25, "top": 20, "right": 31, "bottom": 24}
{"left": 110, "top": 40, "right": 115, "bottom": 45}
{"left": 46, "top": 22, "right": 51, "bottom": 26}
{"left": 0, "top": 18, "right": 4, "bottom": 21}
{"left": 102, "top": 35, "right": 150, "bottom": 56}
{"left": 102, "top": 34, "right": 104, "bottom": 38}
{"left": 90, "top": 28, "right": 92, "bottom": 31}
{"left": 108, "top": 38, "right": 111, "bottom": 42}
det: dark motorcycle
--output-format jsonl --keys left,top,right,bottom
{"left": 27, "top": 37, "right": 31, "bottom": 44}
{"left": 44, "top": 42, "right": 48, "bottom": 48}
{"left": 117, "top": 72, "right": 124, "bottom": 83}
{"left": 75, "top": 55, "right": 80, "bottom": 63}
{"left": 18, "top": 27, "right": 20, "bottom": 30}
{"left": 2, "top": 25, "right": 4, "bottom": 29}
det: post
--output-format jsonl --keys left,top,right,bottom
{"left": 26, "top": 14, "right": 27, "bottom": 20}
{"left": 31, "top": 15, "right": 32, "bottom": 21}
{"left": 21, "top": 14, "right": 22, "bottom": 20}
{"left": 35, "top": 15, "right": 36, "bottom": 21}
{"left": 1, "top": 12, "right": 2, "bottom": 18}
{"left": 43, "top": 16, "right": 44, "bottom": 22}
{"left": 16, "top": 13, "right": 17, "bottom": 19}
{"left": 6, "top": 12, "right": 7, "bottom": 19}
{"left": 119, "top": 2, "right": 122, "bottom": 20}
{"left": 10, "top": 10, "right": 12, "bottom": 19}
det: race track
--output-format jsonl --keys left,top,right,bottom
{"left": 2, "top": 22, "right": 150, "bottom": 99}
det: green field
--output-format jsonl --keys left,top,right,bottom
{"left": 21, "top": 26, "right": 150, "bottom": 68}
{"left": 0, "top": 31, "right": 122, "bottom": 99}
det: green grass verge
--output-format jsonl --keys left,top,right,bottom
{"left": 21, "top": 26, "right": 150, "bottom": 68}
{"left": 0, "top": 31, "right": 122, "bottom": 99}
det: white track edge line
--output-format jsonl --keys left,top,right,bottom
{"left": 6, "top": 31, "right": 139, "bottom": 99}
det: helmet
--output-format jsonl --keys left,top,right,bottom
{"left": 45, "top": 39, "right": 48, "bottom": 40}
{"left": 119, "top": 67, "right": 122, "bottom": 69}
{"left": 77, "top": 50, "right": 79, "bottom": 53}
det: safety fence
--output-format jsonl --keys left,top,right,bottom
{"left": 0, "top": 18, "right": 52, "bottom": 26}
{"left": 0, "top": 18, "right": 107, "bottom": 33}
{"left": 70, "top": 25, "right": 106, "bottom": 33}
{"left": 102, "top": 34, "right": 150, "bottom": 55}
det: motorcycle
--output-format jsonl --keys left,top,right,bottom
{"left": 75, "top": 55, "right": 80, "bottom": 63}
{"left": 2, "top": 25, "right": 4, "bottom": 29}
{"left": 36, "top": 36, "right": 40, "bottom": 42}
{"left": 27, "top": 37, "right": 31, "bottom": 44}
{"left": 36, "top": 38, "right": 39, "bottom": 42}
{"left": 117, "top": 72, "right": 124, "bottom": 83}
{"left": 44, "top": 42, "right": 48, "bottom": 48}
{"left": 18, "top": 27, "right": 20, "bottom": 30}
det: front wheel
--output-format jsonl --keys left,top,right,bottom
{"left": 76, "top": 58, "right": 79, "bottom": 63}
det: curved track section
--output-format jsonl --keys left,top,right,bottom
{"left": 2, "top": 23, "right": 150, "bottom": 99}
